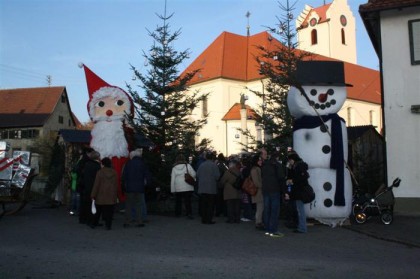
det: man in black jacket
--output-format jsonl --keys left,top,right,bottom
{"left": 79, "top": 150, "right": 101, "bottom": 226}
{"left": 261, "top": 148, "right": 286, "bottom": 237}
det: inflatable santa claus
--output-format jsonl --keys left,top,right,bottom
{"left": 80, "top": 63, "right": 134, "bottom": 202}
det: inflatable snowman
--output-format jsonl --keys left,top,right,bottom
{"left": 287, "top": 61, "right": 352, "bottom": 227}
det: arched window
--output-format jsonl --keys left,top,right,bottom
{"left": 311, "top": 29, "right": 318, "bottom": 45}
{"left": 341, "top": 28, "right": 346, "bottom": 45}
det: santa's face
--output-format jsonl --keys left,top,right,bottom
{"left": 287, "top": 85, "right": 347, "bottom": 119}
{"left": 89, "top": 87, "right": 131, "bottom": 122}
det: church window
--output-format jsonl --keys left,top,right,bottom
{"left": 311, "top": 29, "right": 318, "bottom": 45}
{"left": 341, "top": 28, "right": 346, "bottom": 45}
{"left": 202, "top": 97, "right": 208, "bottom": 118}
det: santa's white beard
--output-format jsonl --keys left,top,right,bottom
{"left": 90, "top": 119, "right": 129, "bottom": 158}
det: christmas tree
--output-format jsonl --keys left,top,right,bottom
{"left": 246, "top": 0, "right": 311, "bottom": 157}
{"left": 127, "top": 6, "right": 209, "bottom": 190}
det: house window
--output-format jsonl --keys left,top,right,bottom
{"left": 58, "top": 116, "right": 64, "bottom": 124}
{"left": 311, "top": 29, "right": 318, "bottom": 45}
{"left": 347, "top": 107, "right": 354, "bottom": 126}
{"left": 341, "top": 28, "right": 346, "bottom": 45}
{"left": 61, "top": 94, "right": 66, "bottom": 103}
{"left": 202, "top": 97, "right": 208, "bottom": 118}
{"left": 369, "top": 110, "right": 375, "bottom": 126}
{"left": 408, "top": 19, "right": 420, "bottom": 65}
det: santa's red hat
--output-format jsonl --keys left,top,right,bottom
{"left": 79, "top": 63, "right": 134, "bottom": 119}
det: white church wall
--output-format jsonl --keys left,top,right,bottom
{"left": 339, "top": 99, "right": 382, "bottom": 130}
{"left": 380, "top": 7, "right": 420, "bottom": 198}
{"left": 296, "top": 0, "right": 357, "bottom": 64}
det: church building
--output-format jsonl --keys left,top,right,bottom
{"left": 181, "top": 0, "right": 381, "bottom": 156}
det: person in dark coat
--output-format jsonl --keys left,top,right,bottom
{"left": 122, "top": 148, "right": 151, "bottom": 227}
{"left": 91, "top": 157, "right": 118, "bottom": 230}
{"left": 287, "top": 151, "right": 309, "bottom": 233}
{"left": 79, "top": 150, "right": 101, "bottom": 226}
{"left": 215, "top": 153, "right": 228, "bottom": 217}
{"left": 75, "top": 147, "right": 94, "bottom": 221}
{"left": 261, "top": 149, "right": 286, "bottom": 237}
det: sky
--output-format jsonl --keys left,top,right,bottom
{"left": 0, "top": 0, "right": 378, "bottom": 123}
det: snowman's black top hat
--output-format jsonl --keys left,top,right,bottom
{"left": 296, "top": 61, "right": 353, "bottom": 87}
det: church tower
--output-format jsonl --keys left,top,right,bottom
{"left": 296, "top": 0, "right": 357, "bottom": 64}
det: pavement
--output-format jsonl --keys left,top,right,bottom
{"left": 341, "top": 211, "right": 420, "bottom": 248}
{"left": 2, "top": 200, "right": 420, "bottom": 278}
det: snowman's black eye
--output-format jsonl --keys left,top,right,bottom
{"left": 116, "top": 100, "right": 124, "bottom": 106}
{"left": 310, "top": 89, "right": 317, "bottom": 96}
{"left": 327, "top": 89, "right": 334, "bottom": 95}
{"left": 96, "top": 101, "right": 105, "bottom": 108}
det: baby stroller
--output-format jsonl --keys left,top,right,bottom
{"left": 352, "top": 177, "right": 401, "bottom": 225}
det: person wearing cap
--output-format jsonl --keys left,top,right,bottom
{"left": 286, "top": 151, "right": 309, "bottom": 233}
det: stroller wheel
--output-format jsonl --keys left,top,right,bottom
{"left": 352, "top": 203, "right": 363, "bottom": 216}
{"left": 355, "top": 212, "right": 367, "bottom": 224}
{"left": 381, "top": 211, "right": 393, "bottom": 225}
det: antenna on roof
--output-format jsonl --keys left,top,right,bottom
{"left": 246, "top": 11, "right": 251, "bottom": 36}
{"left": 46, "top": 75, "right": 52, "bottom": 86}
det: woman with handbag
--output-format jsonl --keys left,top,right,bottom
{"left": 250, "top": 153, "right": 264, "bottom": 230}
{"left": 170, "top": 154, "right": 196, "bottom": 219}
{"left": 286, "top": 151, "right": 309, "bottom": 233}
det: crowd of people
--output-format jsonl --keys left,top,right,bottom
{"left": 68, "top": 146, "right": 311, "bottom": 236}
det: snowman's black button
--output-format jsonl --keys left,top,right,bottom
{"left": 322, "top": 145, "right": 331, "bottom": 154}
{"left": 323, "top": 182, "right": 332, "bottom": 191}
{"left": 324, "top": 199, "right": 333, "bottom": 207}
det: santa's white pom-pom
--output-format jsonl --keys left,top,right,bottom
{"left": 78, "top": 62, "right": 84, "bottom": 68}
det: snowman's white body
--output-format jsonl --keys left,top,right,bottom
{"left": 287, "top": 86, "right": 352, "bottom": 226}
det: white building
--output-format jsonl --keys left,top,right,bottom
{"left": 360, "top": 0, "right": 420, "bottom": 212}
{"left": 297, "top": 0, "right": 357, "bottom": 64}
{"left": 181, "top": 0, "right": 381, "bottom": 156}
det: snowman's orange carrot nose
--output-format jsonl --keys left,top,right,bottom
{"left": 318, "top": 93, "right": 328, "bottom": 103}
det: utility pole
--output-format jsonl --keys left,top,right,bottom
{"left": 46, "top": 75, "right": 52, "bottom": 86}
{"left": 246, "top": 11, "right": 251, "bottom": 36}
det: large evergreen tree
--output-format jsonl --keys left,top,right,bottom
{"left": 127, "top": 6, "right": 209, "bottom": 189}
{"left": 245, "top": 0, "right": 311, "bottom": 158}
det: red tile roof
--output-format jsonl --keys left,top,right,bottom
{"left": 0, "top": 86, "right": 66, "bottom": 114}
{"left": 222, "top": 103, "right": 259, "bottom": 121}
{"left": 0, "top": 86, "right": 75, "bottom": 128}
{"left": 181, "top": 31, "right": 381, "bottom": 105}
{"left": 298, "top": 3, "right": 332, "bottom": 29}
{"left": 359, "top": 0, "right": 420, "bottom": 12}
